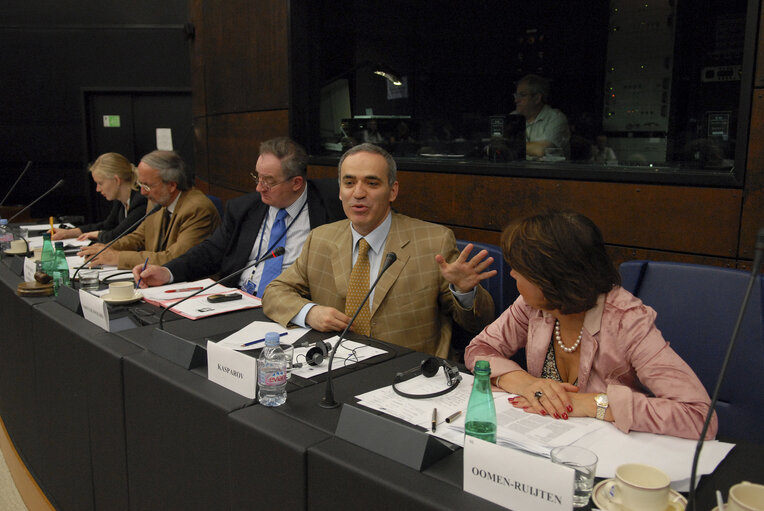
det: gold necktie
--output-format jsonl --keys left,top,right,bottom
{"left": 345, "top": 238, "right": 371, "bottom": 336}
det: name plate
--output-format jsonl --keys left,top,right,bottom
{"left": 79, "top": 289, "right": 110, "bottom": 330}
{"left": 463, "top": 437, "right": 573, "bottom": 511}
{"left": 207, "top": 341, "right": 257, "bottom": 399}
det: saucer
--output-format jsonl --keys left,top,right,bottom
{"left": 592, "top": 479, "right": 687, "bottom": 510}
{"left": 102, "top": 291, "right": 143, "bottom": 304}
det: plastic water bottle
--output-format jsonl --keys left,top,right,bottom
{"left": 51, "top": 241, "right": 71, "bottom": 295}
{"left": 257, "top": 332, "right": 287, "bottom": 406}
{"left": 40, "top": 232, "right": 55, "bottom": 275}
{"left": 0, "top": 219, "right": 13, "bottom": 251}
{"left": 464, "top": 360, "right": 497, "bottom": 443}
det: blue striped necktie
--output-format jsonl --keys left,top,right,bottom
{"left": 257, "top": 208, "right": 287, "bottom": 297}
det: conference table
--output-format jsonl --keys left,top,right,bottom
{"left": 0, "top": 254, "right": 761, "bottom": 510}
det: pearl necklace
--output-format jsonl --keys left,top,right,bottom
{"left": 555, "top": 320, "right": 583, "bottom": 353}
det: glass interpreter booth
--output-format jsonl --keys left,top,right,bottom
{"left": 292, "top": 0, "right": 757, "bottom": 186}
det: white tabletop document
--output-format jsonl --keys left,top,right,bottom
{"left": 355, "top": 375, "right": 734, "bottom": 489}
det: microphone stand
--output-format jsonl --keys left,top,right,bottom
{"left": 0, "top": 161, "right": 32, "bottom": 208}
{"left": 8, "top": 178, "right": 64, "bottom": 223}
{"left": 72, "top": 204, "right": 162, "bottom": 283}
{"left": 687, "top": 227, "right": 764, "bottom": 511}
{"left": 320, "top": 252, "right": 397, "bottom": 409}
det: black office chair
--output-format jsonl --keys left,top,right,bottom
{"left": 620, "top": 260, "right": 764, "bottom": 443}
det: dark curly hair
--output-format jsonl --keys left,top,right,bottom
{"left": 502, "top": 209, "right": 620, "bottom": 314}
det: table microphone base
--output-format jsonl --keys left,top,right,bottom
{"left": 150, "top": 328, "right": 207, "bottom": 369}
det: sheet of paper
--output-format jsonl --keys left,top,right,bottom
{"left": 216, "top": 321, "right": 310, "bottom": 350}
{"left": 140, "top": 279, "right": 226, "bottom": 301}
{"left": 572, "top": 424, "right": 734, "bottom": 490}
{"left": 166, "top": 290, "right": 261, "bottom": 319}
{"left": 289, "top": 338, "right": 386, "bottom": 378}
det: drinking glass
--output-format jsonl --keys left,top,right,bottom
{"left": 550, "top": 445, "right": 598, "bottom": 508}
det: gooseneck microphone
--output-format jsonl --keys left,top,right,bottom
{"left": 0, "top": 161, "right": 32, "bottom": 208}
{"left": 7, "top": 178, "right": 64, "bottom": 223}
{"left": 157, "top": 246, "right": 285, "bottom": 329}
{"left": 687, "top": 227, "right": 764, "bottom": 511}
{"left": 320, "top": 252, "right": 397, "bottom": 409}
{"left": 72, "top": 204, "right": 162, "bottom": 282}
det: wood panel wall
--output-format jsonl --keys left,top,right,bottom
{"left": 190, "top": 0, "right": 763, "bottom": 270}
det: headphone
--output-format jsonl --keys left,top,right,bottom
{"left": 305, "top": 340, "right": 333, "bottom": 366}
{"left": 392, "top": 357, "right": 462, "bottom": 399}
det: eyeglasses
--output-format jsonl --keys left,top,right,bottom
{"left": 136, "top": 181, "right": 153, "bottom": 192}
{"left": 513, "top": 92, "right": 535, "bottom": 100}
{"left": 250, "top": 172, "right": 291, "bottom": 191}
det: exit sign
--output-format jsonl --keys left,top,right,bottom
{"left": 103, "top": 115, "right": 121, "bottom": 128}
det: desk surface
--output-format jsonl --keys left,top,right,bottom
{"left": 0, "top": 254, "right": 760, "bottom": 510}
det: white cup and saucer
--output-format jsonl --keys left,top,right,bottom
{"left": 101, "top": 281, "right": 142, "bottom": 304}
{"left": 4, "top": 239, "right": 29, "bottom": 255}
{"left": 592, "top": 463, "right": 687, "bottom": 510}
{"left": 711, "top": 481, "right": 764, "bottom": 511}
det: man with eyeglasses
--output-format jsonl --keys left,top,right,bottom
{"left": 78, "top": 150, "right": 220, "bottom": 268}
{"left": 133, "top": 137, "right": 344, "bottom": 295}
{"left": 513, "top": 74, "right": 570, "bottom": 159}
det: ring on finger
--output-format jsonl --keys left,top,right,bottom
{"left": 534, "top": 390, "right": 544, "bottom": 400}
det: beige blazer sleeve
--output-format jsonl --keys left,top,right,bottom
{"left": 110, "top": 188, "right": 221, "bottom": 269}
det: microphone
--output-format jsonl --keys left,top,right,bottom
{"left": 72, "top": 204, "right": 162, "bottom": 282}
{"left": 320, "top": 252, "right": 397, "bottom": 408}
{"left": 687, "top": 227, "right": 764, "bottom": 511}
{"left": 7, "top": 178, "right": 64, "bottom": 223}
{"left": 157, "top": 246, "right": 285, "bottom": 329}
{"left": 0, "top": 161, "right": 32, "bottom": 208}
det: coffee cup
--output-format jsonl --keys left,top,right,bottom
{"left": 108, "top": 281, "right": 135, "bottom": 300}
{"left": 33, "top": 247, "right": 43, "bottom": 260}
{"left": 727, "top": 481, "right": 764, "bottom": 511}
{"left": 9, "top": 239, "right": 27, "bottom": 253}
{"left": 603, "top": 463, "right": 673, "bottom": 511}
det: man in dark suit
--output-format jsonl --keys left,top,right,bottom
{"left": 133, "top": 137, "right": 344, "bottom": 295}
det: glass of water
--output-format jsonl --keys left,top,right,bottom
{"left": 79, "top": 269, "right": 100, "bottom": 290}
{"left": 550, "top": 445, "right": 598, "bottom": 508}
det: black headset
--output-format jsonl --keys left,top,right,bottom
{"left": 305, "top": 339, "right": 333, "bottom": 366}
{"left": 392, "top": 357, "right": 462, "bottom": 399}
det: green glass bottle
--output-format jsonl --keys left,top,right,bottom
{"left": 51, "top": 241, "right": 71, "bottom": 295}
{"left": 464, "top": 359, "right": 497, "bottom": 443}
{"left": 40, "top": 232, "right": 55, "bottom": 275}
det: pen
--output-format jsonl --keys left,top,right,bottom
{"left": 165, "top": 286, "right": 204, "bottom": 293}
{"left": 445, "top": 410, "right": 462, "bottom": 423}
{"left": 136, "top": 257, "right": 149, "bottom": 288}
{"left": 241, "top": 331, "right": 288, "bottom": 347}
{"left": 431, "top": 408, "right": 437, "bottom": 432}
{"left": 49, "top": 216, "right": 55, "bottom": 235}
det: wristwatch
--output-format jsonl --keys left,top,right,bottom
{"left": 594, "top": 393, "right": 609, "bottom": 420}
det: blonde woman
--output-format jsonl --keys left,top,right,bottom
{"left": 53, "top": 153, "right": 148, "bottom": 243}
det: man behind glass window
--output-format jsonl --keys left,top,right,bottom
{"left": 513, "top": 74, "right": 571, "bottom": 160}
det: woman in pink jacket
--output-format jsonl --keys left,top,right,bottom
{"left": 464, "top": 210, "right": 716, "bottom": 440}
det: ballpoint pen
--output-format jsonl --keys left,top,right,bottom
{"left": 431, "top": 408, "right": 437, "bottom": 432}
{"left": 136, "top": 257, "right": 149, "bottom": 288}
{"left": 165, "top": 286, "right": 204, "bottom": 293}
{"left": 445, "top": 410, "right": 462, "bottom": 423}
{"left": 241, "top": 331, "right": 288, "bottom": 347}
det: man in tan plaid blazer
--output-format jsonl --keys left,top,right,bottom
{"left": 262, "top": 143, "right": 495, "bottom": 357}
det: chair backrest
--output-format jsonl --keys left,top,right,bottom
{"left": 619, "top": 260, "right": 764, "bottom": 442}
{"left": 455, "top": 240, "right": 518, "bottom": 316}
{"left": 207, "top": 194, "right": 224, "bottom": 218}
